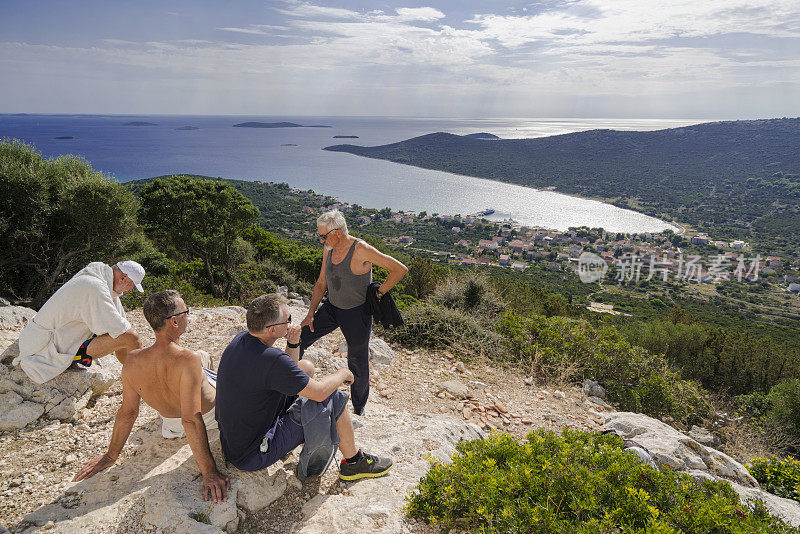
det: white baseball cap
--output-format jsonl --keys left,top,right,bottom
{"left": 116, "top": 260, "right": 145, "bottom": 292}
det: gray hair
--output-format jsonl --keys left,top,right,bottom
{"left": 143, "top": 290, "right": 181, "bottom": 331}
{"left": 317, "top": 209, "right": 348, "bottom": 235}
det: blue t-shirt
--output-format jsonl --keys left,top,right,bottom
{"left": 215, "top": 331, "right": 310, "bottom": 467}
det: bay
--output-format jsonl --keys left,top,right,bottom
{"left": 0, "top": 114, "right": 704, "bottom": 232}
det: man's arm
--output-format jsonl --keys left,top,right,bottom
{"left": 284, "top": 324, "right": 302, "bottom": 363}
{"left": 301, "top": 250, "right": 329, "bottom": 332}
{"left": 73, "top": 373, "right": 140, "bottom": 481}
{"left": 358, "top": 242, "right": 408, "bottom": 296}
{"left": 298, "top": 368, "right": 354, "bottom": 402}
{"left": 178, "top": 353, "right": 230, "bottom": 503}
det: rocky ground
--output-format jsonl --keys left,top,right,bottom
{"left": 1, "top": 301, "right": 798, "bottom": 533}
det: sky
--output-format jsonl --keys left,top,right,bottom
{"left": 1, "top": 0, "right": 799, "bottom": 118}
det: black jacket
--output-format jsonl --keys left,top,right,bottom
{"left": 365, "top": 282, "right": 404, "bottom": 328}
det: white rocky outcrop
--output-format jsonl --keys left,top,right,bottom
{"left": 16, "top": 402, "right": 482, "bottom": 533}
{"left": 0, "top": 308, "right": 120, "bottom": 431}
{"left": 604, "top": 411, "right": 800, "bottom": 526}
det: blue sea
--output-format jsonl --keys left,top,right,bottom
{"left": 0, "top": 114, "right": 704, "bottom": 232}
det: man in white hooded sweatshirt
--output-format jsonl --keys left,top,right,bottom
{"left": 13, "top": 260, "right": 145, "bottom": 384}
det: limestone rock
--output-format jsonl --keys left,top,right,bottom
{"left": 327, "top": 357, "right": 347, "bottom": 371}
{"left": 603, "top": 412, "right": 800, "bottom": 526}
{"left": 0, "top": 305, "right": 35, "bottom": 330}
{"left": 301, "top": 346, "right": 334, "bottom": 365}
{"left": 440, "top": 380, "right": 469, "bottom": 398}
{"left": 368, "top": 338, "right": 395, "bottom": 366}
{"left": 21, "top": 426, "right": 241, "bottom": 534}
{"left": 234, "top": 462, "right": 288, "bottom": 514}
{"left": 588, "top": 396, "right": 612, "bottom": 410}
{"left": 295, "top": 402, "right": 484, "bottom": 533}
{"left": 604, "top": 412, "right": 756, "bottom": 486}
{"left": 0, "top": 390, "right": 45, "bottom": 431}
{"left": 337, "top": 337, "right": 396, "bottom": 367}
{"left": 583, "top": 379, "right": 606, "bottom": 400}
{"left": 688, "top": 425, "right": 721, "bottom": 448}
{"left": 0, "top": 355, "right": 120, "bottom": 429}
{"left": 0, "top": 339, "right": 20, "bottom": 365}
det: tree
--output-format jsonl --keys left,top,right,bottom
{"left": 138, "top": 176, "right": 259, "bottom": 299}
{"left": 404, "top": 257, "right": 446, "bottom": 299}
{"left": 0, "top": 140, "right": 144, "bottom": 307}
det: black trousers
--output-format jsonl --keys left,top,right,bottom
{"left": 299, "top": 299, "right": 372, "bottom": 414}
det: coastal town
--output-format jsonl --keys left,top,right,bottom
{"left": 300, "top": 194, "right": 798, "bottom": 291}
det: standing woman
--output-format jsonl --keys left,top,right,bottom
{"left": 300, "top": 210, "right": 407, "bottom": 415}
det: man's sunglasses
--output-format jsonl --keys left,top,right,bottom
{"left": 318, "top": 228, "right": 338, "bottom": 242}
{"left": 167, "top": 308, "right": 190, "bottom": 319}
{"left": 265, "top": 314, "right": 291, "bottom": 328}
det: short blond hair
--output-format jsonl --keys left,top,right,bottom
{"left": 317, "top": 209, "right": 348, "bottom": 235}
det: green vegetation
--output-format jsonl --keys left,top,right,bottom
{"left": 0, "top": 139, "right": 156, "bottom": 307}
{"left": 498, "top": 313, "right": 709, "bottom": 423}
{"left": 750, "top": 456, "right": 800, "bottom": 503}
{"left": 407, "top": 429, "right": 796, "bottom": 533}
{"left": 138, "top": 175, "right": 259, "bottom": 300}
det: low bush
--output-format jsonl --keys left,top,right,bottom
{"left": 407, "top": 429, "right": 796, "bottom": 533}
{"left": 496, "top": 313, "right": 710, "bottom": 424}
{"left": 431, "top": 274, "right": 506, "bottom": 322}
{"left": 750, "top": 456, "right": 800, "bottom": 503}
{"left": 767, "top": 379, "right": 800, "bottom": 437}
{"left": 382, "top": 301, "right": 504, "bottom": 359}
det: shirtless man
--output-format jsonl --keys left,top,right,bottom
{"left": 73, "top": 290, "right": 230, "bottom": 503}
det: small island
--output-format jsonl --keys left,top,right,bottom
{"left": 281, "top": 143, "right": 299, "bottom": 147}
{"left": 233, "top": 121, "right": 331, "bottom": 128}
{"left": 175, "top": 126, "right": 200, "bottom": 130}
{"left": 123, "top": 121, "right": 158, "bottom": 126}
{"left": 53, "top": 136, "right": 75, "bottom": 140}
{"left": 333, "top": 135, "right": 359, "bottom": 139}
{"left": 463, "top": 132, "right": 500, "bottom": 140}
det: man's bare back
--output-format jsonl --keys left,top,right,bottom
{"left": 74, "top": 291, "right": 230, "bottom": 503}
{"left": 125, "top": 341, "right": 215, "bottom": 419}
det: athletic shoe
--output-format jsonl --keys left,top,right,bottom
{"left": 338, "top": 452, "right": 393, "bottom": 480}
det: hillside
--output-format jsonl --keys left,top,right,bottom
{"left": 324, "top": 118, "right": 800, "bottom": 241}
{"left": 4, "top": 304, "right": 800, "bottom": 532}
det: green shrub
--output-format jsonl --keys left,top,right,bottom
{"left": 767, "top": 379, "right": 800, "bottom": 436}
{"left": 122, "top": 271, "right": 227, "bottom": 310}
{"left": 431, "top": 274, "right": 506, "bottom": 322}
{"left": 496, "top": 313, "right": 710, "bottom": 423}
{"left": 407, "top": 429, "right": 796, "bottom": 533}
{"left": 383, "top": 301, "right": 504, "bottom": 359}
{"left": 750, "top": 456, "right": 800, "bottom": 503}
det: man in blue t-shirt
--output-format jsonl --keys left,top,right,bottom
{"left": 215, "top": 294, "right": 392, "bottom": 479}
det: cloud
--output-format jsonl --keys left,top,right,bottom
{"left": 273, "top": 1, "right": 364, "bottom": 20}
{"left": 394, "top": 7, "right": 446, "bottom": 22}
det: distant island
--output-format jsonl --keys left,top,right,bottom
{"left": 175, "top": 126, "right": 200, "bottom": 130}
{"left": 281, "top": 143, "right": 298, "bottom": 147}
{"left": 232, "top": 122, "right": 331, "bottom": 128}
{"left": 463, "top": 132, "right": 500, "bottom": 140}
{"left": 123, "top": 121, "right": 157, "bottom": 126}
{"left": 333, "top": 135, "right": 359, "bottom": 139}
{"left": 53, "top": 136, "right": 74, "bottom": 140}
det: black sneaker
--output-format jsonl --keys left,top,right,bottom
{"left": 338, "top": 452, "right": 393, "bottom": 481}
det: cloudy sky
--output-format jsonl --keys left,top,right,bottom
{"left": 1, "top": 0, "right": 799, "bottom": 118}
